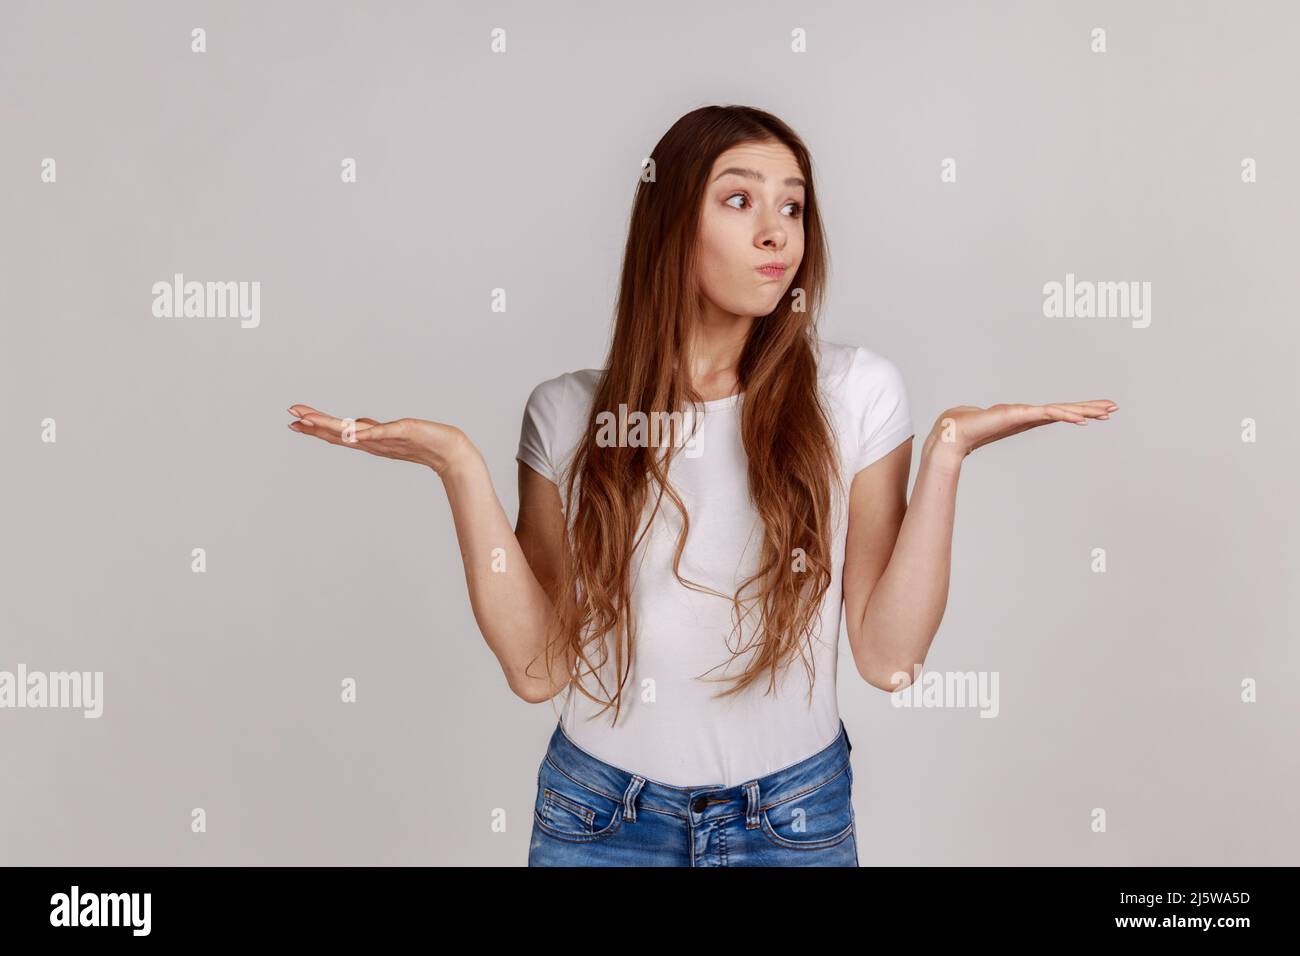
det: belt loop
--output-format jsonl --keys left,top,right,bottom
{"left": 744, "top": 781, "right": 761, "bottom": 829}
{"left": 622, "top": 775, "right": 646, "bottom": 823}
{"left": 842, "top": 719, "right": 853, "bottom": 753}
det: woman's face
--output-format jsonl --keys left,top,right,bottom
{"left": 696, "top": 140, "right": 806, "bottom": 322}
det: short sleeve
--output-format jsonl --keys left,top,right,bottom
{"left": 846, "top": 347, "right": 914, "bottom": 473}
{"left": 516, "top": 376, "right": 563, "bottom": 484}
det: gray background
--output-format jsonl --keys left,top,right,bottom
{"left": 2, "top": 0, "right": 1296, "bottom": 866}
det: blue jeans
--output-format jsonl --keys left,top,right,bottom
{"left": 527, "top": 719, "right": 858, "bottom": 867}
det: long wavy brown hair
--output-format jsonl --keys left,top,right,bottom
{"left": 537, "top": 105, "right": 842, "bottom": 725}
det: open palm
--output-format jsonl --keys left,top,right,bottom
{"left": 287, "top": 404, "right": 471, "bottom": 476}
{"left": 937, "top": 400, "right": 1118, "bottom": 457}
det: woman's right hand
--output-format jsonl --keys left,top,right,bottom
{"left": 287, "top": 404, "right": 479, "bottom": 478}
{"left": 288, "top": 401, "right": 563, "bottom": 701}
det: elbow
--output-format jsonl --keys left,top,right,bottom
{"left": 501, "top": 633, "right": 572, "bottom": 703}
{"left": 512, "top": 682, "right": 558, "bottom": 705}
{"left": 505, "top": 666, "right": 565, "bottom": 704}
{"left": 862, "top": 673, "right": 902, "bottom": 694}
{"left": 506, "top": 672, "right": 545, "bottom": 703}
{"left": 857, "top": 659, "right": 925, "bottom": 694}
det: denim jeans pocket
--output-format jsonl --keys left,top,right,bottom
{"left": 533, "top": 756, "right": 625, "bottom": 844}
{"left": 758, "top": 762, "right": 855, "bottom": 850}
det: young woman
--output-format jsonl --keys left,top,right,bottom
{"left": 287, "top": 105, "right": 1117, "bottom": 867}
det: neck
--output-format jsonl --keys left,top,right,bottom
{"left": 685, "top": 305, "right": 753, "bottom": 393}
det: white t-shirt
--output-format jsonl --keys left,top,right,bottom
{"left": 516, "top": 338, "right": 913, "bottom": 787}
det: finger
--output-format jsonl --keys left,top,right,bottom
{"left": 1010, "top": 403, "right": 1089, "bottom": 424}
{"left": 1004, "top": 403, "right": 1083, "bottom": 425}
{"left": 1049, "top": 402, "right": 1113, "bottom": 420}
{"left": 289, "top": 407, "right": 398, "bottom": 427}
{"left": 294, "top": 410, "right": 352, "bottom": 434}
{"left": 1058, "top": 402, "right": 1119, "bottom": 423}
{"left": 288, "top": 420, "right": 399, "bottom": 459}
{"left": 997, "top": 403, "right": 1064, "bottom": 424}
{"left": 337, "top": 418, "right": 392, "bottom": 445}
{"left": 330, "top": 417, "right": 383, "bottom": 438}
{"left": 287, "top": 410, "right": 377, "bottom": 442}
{"left": 297, "top": 412, "right": 386, "bottom": 440}
{"left": 288, "top": 420, "right": 356, "bottom": 446}
{"left": 341, "top": 421, "right": 407, "bottom": 443}
{"left": 288, "top": 405, "right": 338, "bottom": 433}
{"left": 1064, "top": 399, "right": 1119, "bottom": 417}
{"left": 1040, "top": 404, "right": 1090, "bottom": 424}
{"left": 288, "top": 404, "right": 327, "bottom": 419}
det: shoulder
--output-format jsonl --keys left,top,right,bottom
{"left": 517, "top": 366, "right": 601, "bottom": 484}
{"left": 815, "top": 337, "right": 907, "bottom": 401}
{"left": 518, "top": 366, "right": 600, "bottom": 458}
{"left": 815, "top": 337, "right": 914, "bottom": 472}
{"left": 523, "top": 367, "right": 602, "bottom": 418}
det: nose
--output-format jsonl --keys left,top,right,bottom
{"left": 757, "top": 213, "right": 788, "bottom": 249}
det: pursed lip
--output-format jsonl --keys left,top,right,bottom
{"left": 755, "top": 262, "right": 788, "bottom": 278}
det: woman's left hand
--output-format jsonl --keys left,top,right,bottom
{"left": 927, "top": 400, "right": 1118, "bottom": 461}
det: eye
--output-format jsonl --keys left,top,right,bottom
{"left": 724, "top": 192, "right": 804, "bottom": 219}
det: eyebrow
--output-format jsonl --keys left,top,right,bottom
{"left": 712, "top": 167, "right": 806, "bottom": 189}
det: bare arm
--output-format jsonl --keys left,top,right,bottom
{"left": 440, "top": 450, "right": 575, "bottom": 702}
{"left": 287, "top": 406, "right": 573, "bottom": 702}
{"left": 842, "top": 432, "right": 955, "bottom": 691}
{"left": 843, "top": 400, "right": 1119, "bottom": 692}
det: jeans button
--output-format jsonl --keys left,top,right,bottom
{"left": 691, "top": 796, "right": 708, "bottom": 813}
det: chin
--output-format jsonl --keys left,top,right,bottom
{"left": 734, "top": 301, "right": 774, "bottom": 319}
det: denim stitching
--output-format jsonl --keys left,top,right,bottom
{"left": 623, "top": 775, "right": 646, "bottom": 823}
{"left": 744, "top": 781, "right": 760, "bottom": 829}
{"left": 758, "top": 813, "right": 855, "bottom": 851}
{"left": 758, "top": 759, "right": 852, "bottom": 812}
{"left": 542, "top": 788, "right": 595, "bottom": 828}
{"left": 532, "top": 806, "right": 624, "bottom": 844}
{"left": 543, "top": 754, "right": 623, "bottom": 804}
{"left": 542, "top": 731, "right": 852, "bottom": 824}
